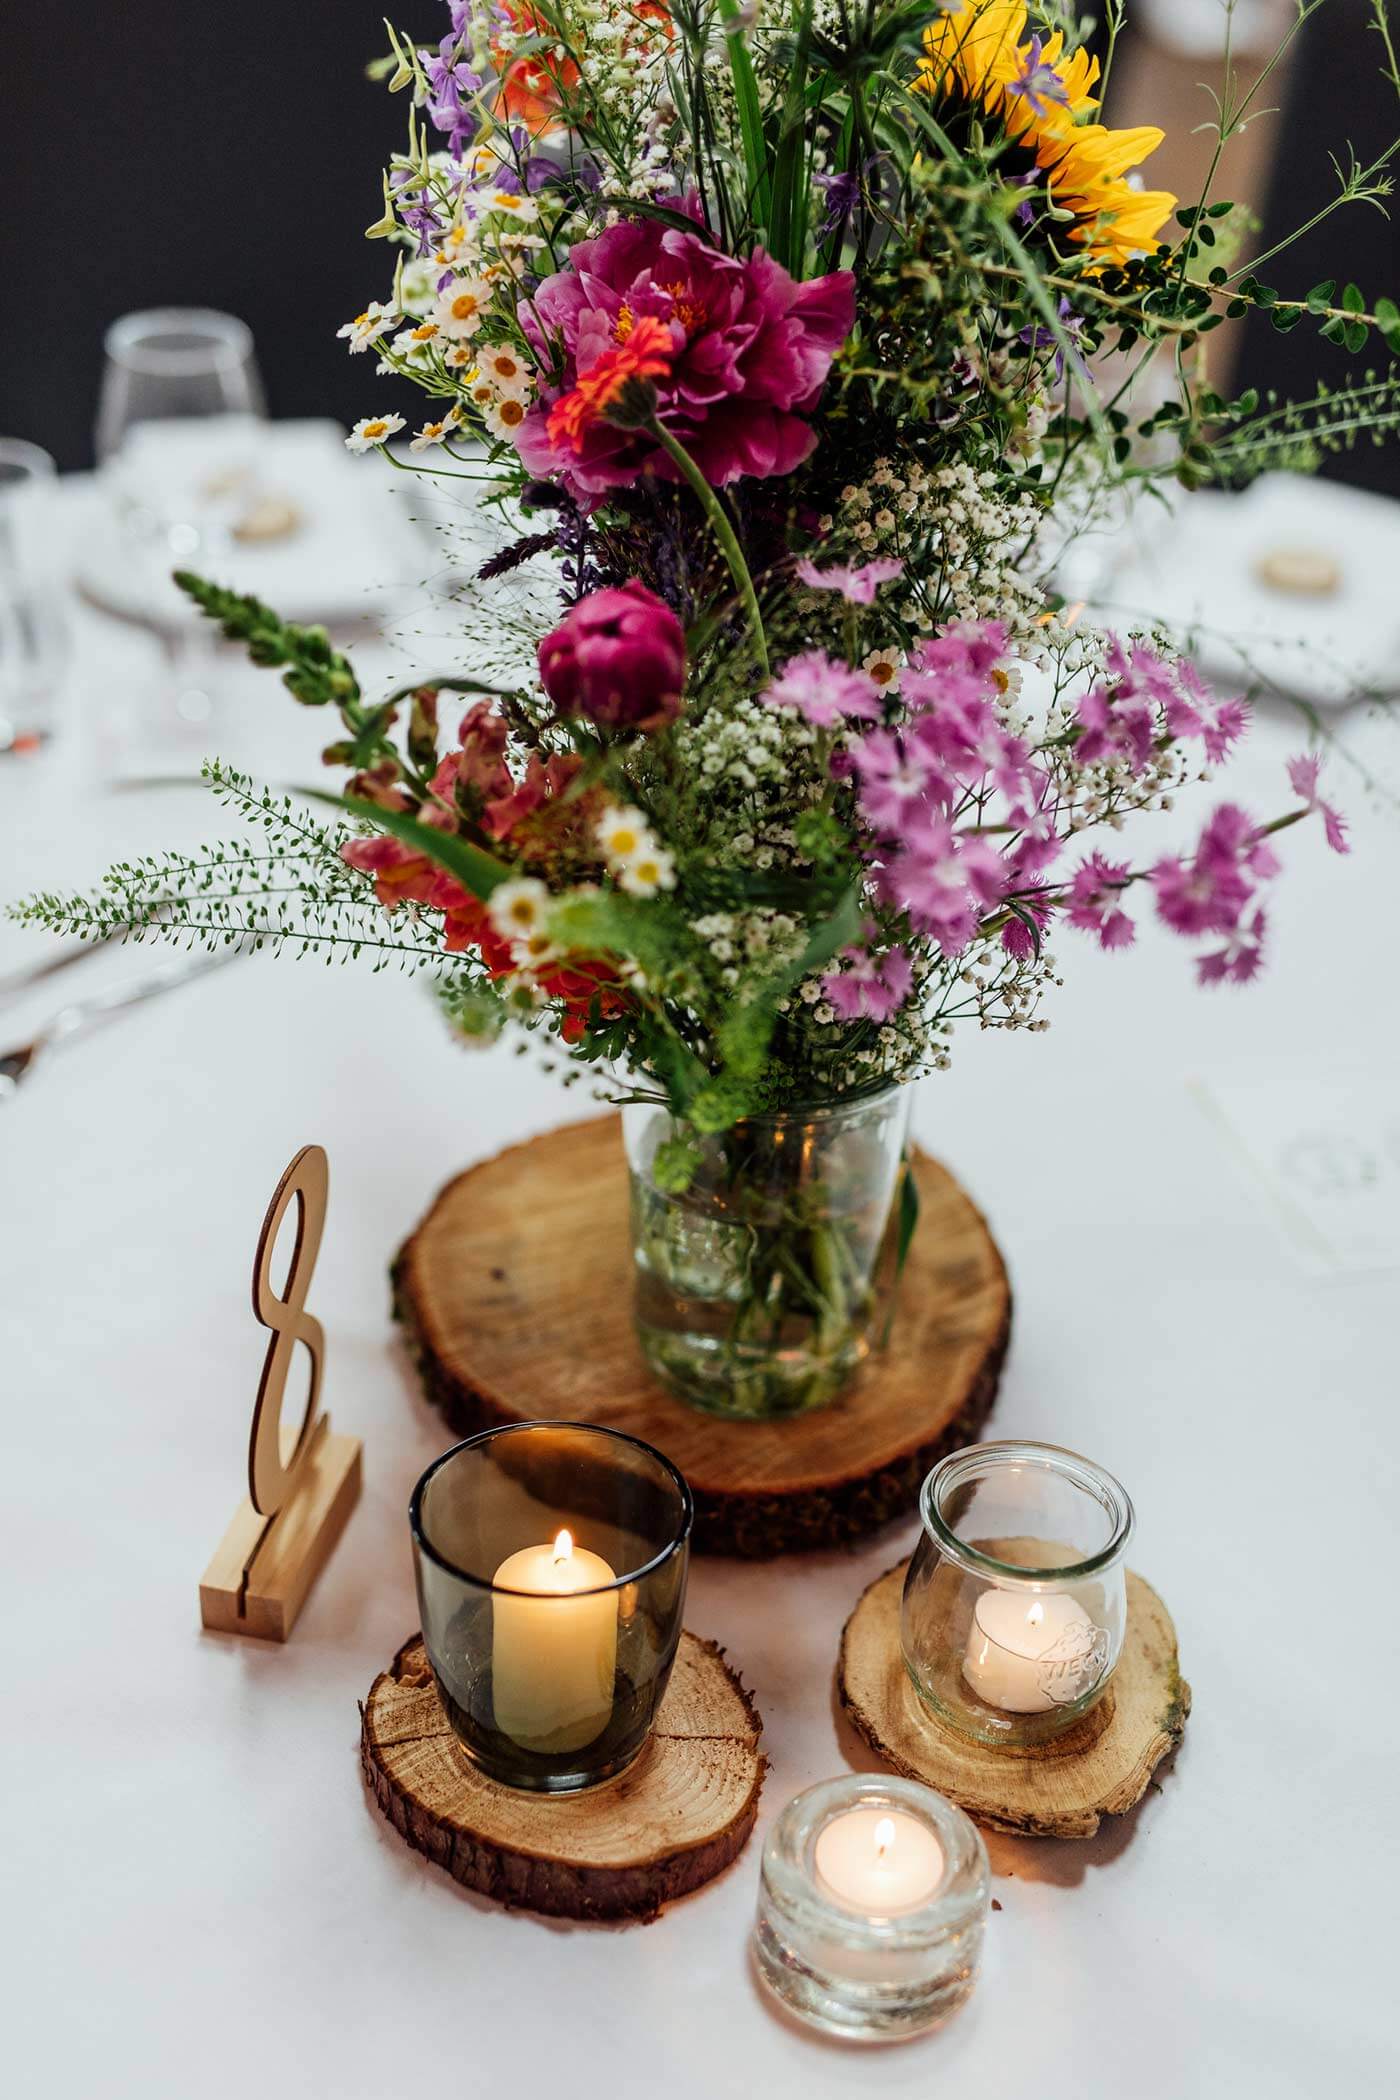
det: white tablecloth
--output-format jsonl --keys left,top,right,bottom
{"left": 3, "top": 476, "right": 1398, "bottom": 2100}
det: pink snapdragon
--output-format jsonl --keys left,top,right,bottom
{"left": 763, "top": 651, "right": 881, "bottom": 726}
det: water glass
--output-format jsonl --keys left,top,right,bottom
{"left": 0, "top": 439, "right": 69, "bottom": 754}
{"left": 96, "top": 308, "right": 266, "bottom": 561}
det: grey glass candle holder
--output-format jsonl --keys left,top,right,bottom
{"left": 409, "top": 1421, "right": 692, "bottom": 1793}
{"left": 901, "top": 1440, "right": 1134, "bottom": 1750}
{"left": 752, "top": 1775, "right": 990, "bottom": 2041}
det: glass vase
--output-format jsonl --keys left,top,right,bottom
{"left": 900, "top": 1441, "right": 1134, "bottom": 1750}
{"left": 622, "top": 1086, "right": 913, "bottom": 1420}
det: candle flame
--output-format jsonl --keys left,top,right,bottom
{"left": 873, "top": 1816, "right": 896, "bottom": 1859}
{"left": 1027, "top": 1599, "right": 1044, "bottom": 1626}
{"left": 552, "top": 1528, "right": 574, "bottom": 1565}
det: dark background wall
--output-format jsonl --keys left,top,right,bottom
{"left": 2, "top": 2, "right": 1397, "bottom": 491}
{"left": 3, "top": 0, "right": 403, "bottom": 469}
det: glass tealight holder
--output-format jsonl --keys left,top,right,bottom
{"left": 409, "top": 1422, "right": 693, "bottom": 1793}
{"left": 901, "top": 1440, "right": 1134, "bottom": 1750}
{"left": 752, "top": 1776, "right": 990, "bottom": 2042}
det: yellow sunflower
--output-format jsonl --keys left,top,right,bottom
{"left": 916, "top": 0, "right": 1177, "bottom": 269}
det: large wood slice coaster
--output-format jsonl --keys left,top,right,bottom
{"left": 838, "top": 1560, "right": 1190, "bottom": 1839}
{"left": 392, "top": 1114, "right": 1011, "bottom": 1557}
{"left": 361, "top": 1630, "right": 765, "bottom": 1922}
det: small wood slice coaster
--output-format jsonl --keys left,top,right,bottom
{"left": 361, "top": 1630, "right": 766, "bottom": 1922}
{"left": 838, "top": 1560, "right": 1191, "bottom": 1839}
{"left": 392, "top": 1114, "right": 1011, "bottom": 1557}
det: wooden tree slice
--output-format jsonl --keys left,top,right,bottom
{"left": 393, "top": 1114, "right": 1011, "bottom": 1557}
{"left": 838, "top": 1560, "right": 1191, "bottom": 1839}
{"left": 361, "top": 1630, "right": 765, "bottom": 1922}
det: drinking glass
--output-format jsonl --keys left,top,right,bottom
{"left": 95, "top": 310, "right": 266, "bottom": 724}
{"left": 0, "top": 439, "right": 69, "bottom": 755}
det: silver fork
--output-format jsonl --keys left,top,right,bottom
{"left": 0, "top": 945, "right": 244, "bottom": 1099}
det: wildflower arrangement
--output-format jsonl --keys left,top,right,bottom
{"left": 17, "top": 0, "right": 1396, "bottom": 1414}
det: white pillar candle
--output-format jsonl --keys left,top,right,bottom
{"left": 491, "top": 1529, "right": 618, "bottom": 1753}
{"left": 962, "top": 1588, "right": 1105, "bottom": 1714}
{"left": 814, "top": 1809, "right": 944, "bottom": 1916}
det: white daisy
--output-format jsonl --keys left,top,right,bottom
{"left": 445, "top": 344, "right": 476, "bottom": 371}
{"left": 432, "top": 222, "right": 477, "bottom": 271}
{"left": 433, "top": 277, "right": 492, "bottom": 340}
{"left": 345, "top": 414, "right": 406, "bottom": 453}
{"left": 862, "top": 647, "right": 902, "bottom": 694}
{"left": 595, "top": 805, "right": 655, "bottom": 868}
{"left": 337, "top": 302, "right": 396, "bottom": 353}
{"left": 478, "top": 345, "right": 534, "bottom": 396}
{"left": 409, "top": 409, "right": 462, "bottom": 452}
{"left": 484, "top": 394, "right": 529, "bottom": 440}
{"left": 484, "top": 187, "right": 539, "bottom": 223}
{"left": 487, "top": 877, "right": 552, "bottom": 943}
{"left": 618, "top": 849, "right": 677, "bottom": 898}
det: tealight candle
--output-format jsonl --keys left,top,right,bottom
{"left": 753, "top": 1776, "right": 989, "bottom": 2042}
{"left": 491, "top": 1528, "right": 618, "bottom": 1753}
{"left": 962, "top": 1587, "right": 1103, "bottom": 1714}
{"left": 814, "top": 1808, "right": 945, "bottom": 1916}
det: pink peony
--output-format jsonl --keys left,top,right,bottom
{"left": 537, "top": 581, "right": 686, "bottom": 732}
{"left": 515, "top": 208, "right": 855, "bottom": 503}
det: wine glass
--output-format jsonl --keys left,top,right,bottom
{"left": 0, "top": 439, "right": 70, "bottom": 756}
{"left": 94, "top": 310, "right": 266, "bottom": 729}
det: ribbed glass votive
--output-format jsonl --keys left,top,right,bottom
{"left": 901, "top": 1440, "right": 1134, "bottom": 1750}
{"left": 410, "top": 1422, "right": 693, "bottom": 1792}
{"left": 752, "top": 1776, "right": 990, "bottom": 2041}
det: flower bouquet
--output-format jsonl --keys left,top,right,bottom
{"left": 18, "top": 1, "right": 1394, "bottom": 1417}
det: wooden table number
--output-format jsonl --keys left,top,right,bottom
{"left": 199, "top": 1145, "right": 363, "bottom": 1641}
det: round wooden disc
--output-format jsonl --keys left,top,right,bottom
{"left": 361, "top": 1630, "right": 765, "bottom": 1922}
{"left": 837, "top": 1560, "right": 1190, "bottom": 1839}
{"left": 392, "top": 1114, "right": 1011, "bottom": 1557}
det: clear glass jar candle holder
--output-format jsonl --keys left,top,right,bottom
{"left": 901, "top": 1441, "right": 1134, "bottom": 1750}
{"left": 752, "top": 1776, "right": 990, "bottom": 2042}
{"left": 409, "top": 1422, "right": 693, "bottom": 1793}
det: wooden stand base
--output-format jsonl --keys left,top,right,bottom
{"left": 361, "top": 1630, "right": 766, "bottom": 1921}
{"left": 392, "top": 1115, "right": 1011, "bottom": 1557}
{"left": 199, "top": 1422, "right": 362, "bottom": 1642}
{"left": 838, "top": 1559, "right": 1190, "bottom": 1839}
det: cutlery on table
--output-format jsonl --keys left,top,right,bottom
{"left": 0, "top": 945, "right": 242, "bottom": 1099}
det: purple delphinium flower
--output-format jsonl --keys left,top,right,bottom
{"left": 420, "top": 35, "right": 483, "bottom": 157}
{"left": 1286, "top": 752, "right": 1350, "bottom": 853}
{"left": 1065, "top": 853, "right": 1136, "bottom": 950}
{"left": 822, "top": 943, "right": 914, "bottom": 1023}
{"left": 813, "top": 169, "right": 861, "bottom": 241}
{"left": 794, "top": 555, "right": 904, "bottom": 605}
{"left": 1017, "top": 296, "right": 1085, "bottom": 382}
{"left": 763, "top": 651, "right": 881, "bottom": 728}
{"left": 1010, "top": 35, "right": 1071, "bottom": 119}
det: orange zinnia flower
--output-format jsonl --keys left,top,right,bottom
{"left": 545, "top": 314, "right": 674, "bottom": 455}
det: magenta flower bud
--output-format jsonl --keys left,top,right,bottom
{"left": 537, "top": 581, "right": 686, "bottom": 732}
